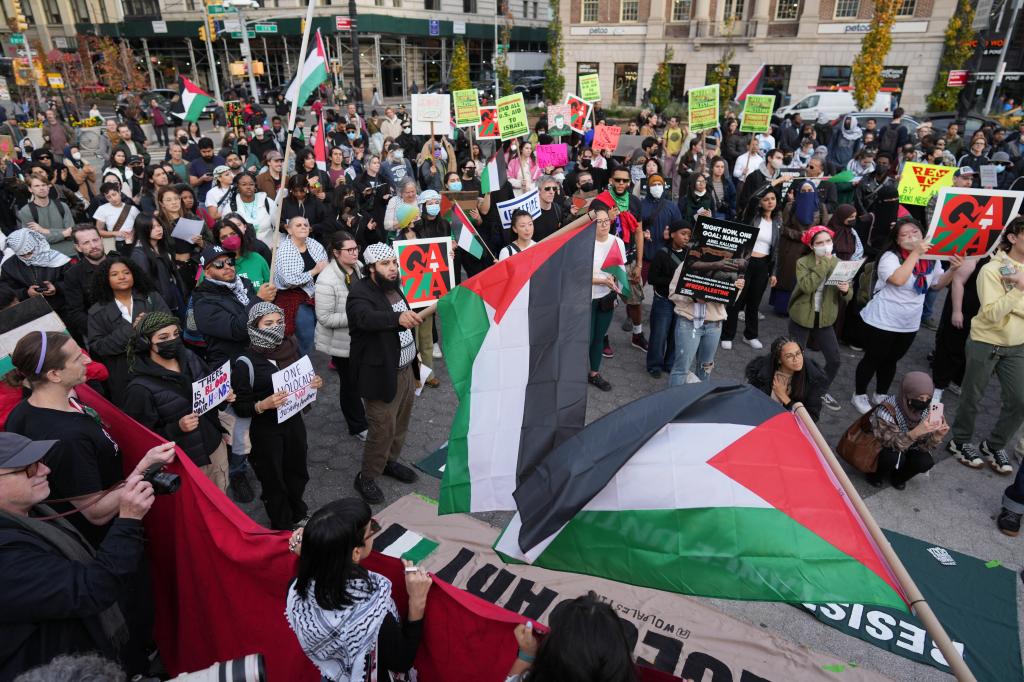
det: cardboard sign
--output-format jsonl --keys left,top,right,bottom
{"left": 394, "top": 237, "right": 456, "bottom": 309}
{"left": 496, "top": 92, "right": 529, "bottom": 141}
{"left": 0, "top": 135, "right": 13, "bottom": 160}
{"left": 410, "top": 94, "right": 453, "bottom": 136}
{"left": 535, "top": 143, "right": 568, "bottom": 169}
{"left": 546, "top": 104, "right": 571, "bottom": 137}
{"left": 271, "top": 355, "right": 317, "bottom": 423}
{"left": 496, "top": 189, "right": 541, "bottom": 229}
{"left": 824, "top": 259, "right": 865, "bottom": 286}
{"left": 979, "top": 164, "right": 999, "bottom": 188}
{"left": 476, "top": 106, "right": 500, "bottom": 140}
{"left": 452, "top": 88, "right": 481, "bottom": 127}
{"left": 565, "top": 94, "right": 591, "bottom": 134}
{"left": 191, "top": 361, "right": 231, "bottom": 416}
{"left": 674, "top": 216, "right": 757, "bottom": 305}
{"left": 578, "top": 73, "right": 601, "bottom": 102}
{"left": 592, "top": 124, "right": 622, "bottom": 152}
{"left": 897, "top": 162, "right": 955, "bottom": 206}
{"left": 441, "top": 190, "right": 479, "bottom": 214}
{"left": 924, "top": 187, "right": 1024, "bottom": 260}
{"left": 688, "top": 84, "right": 720, "bottom": 133}
{"left": 739, "top": 94, "right": 775, "bottom": 133}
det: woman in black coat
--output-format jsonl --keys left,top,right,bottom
{"left": 279, "top": 174, "right": 337, "bottom": 243}
{"left": 745, "top": 336, "right": 828, "bottom": 421}
{"left": 86, "top": 258, "right": 170, "bottom": 406}
{"left": 130, "top": 215, "right": 187, "bottom": 316}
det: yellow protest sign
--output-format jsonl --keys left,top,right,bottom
{"left": 497, "top": 92, "right": 529, "bottom": 141}
{"left": 46, "top": 73, "right": 64, "bottom": 89}
{"left": 578, "top": 73, "right": 601, "bottom": 102}
{"left": 898, "top": 162, "right": 955, "bottom": 206}
{"left": 453, "top": 88, "right": 481, "bottom": 127}
{"left": 688, "top": 84, "right": 720, "bottom": 132}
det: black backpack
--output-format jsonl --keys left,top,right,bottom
{"left": 878, "top": 125, "right": 900, "bottom": 155}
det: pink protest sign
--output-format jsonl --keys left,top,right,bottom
{"left": 535, "top": 143, "right": 568, "bottom": 169}
{"left": 592, "top": 125, "right": 622, "bottom": 152}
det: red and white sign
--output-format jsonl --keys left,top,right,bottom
{"left": 947, "top": 70, "right": 968, "bottom": 87}
{"left": 335, "top": 16, "right": 353, "bottom": 30}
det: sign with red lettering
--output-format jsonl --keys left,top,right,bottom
{"left": 946, "top": 70, "right": 968, "bottom": 87}
{"left": 191, "top": 361, "right": 231, "bottom": 415}
{"left": 394, "top": 237, "right": 456, "bottom": 309}
{"left": 592, "top": 124, "right": 622, "bottom": 152}
{"left": 924, "top": 187, "right": 1024, "bottom": 259}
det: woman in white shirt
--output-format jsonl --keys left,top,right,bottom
{"left": 204, "top": 165, "right": 235, "bottom": 220}
{"left": 498, "top": 210, "right": 537, "bottom": 261}
{"left": 721, "top": 190, "right": 780, "bottom": 351}
{"left": 852, "top": 218, "right": 961, "bottom": 414}
{"left": 221, "top": 171, "right": 275, "bottom": 246}
{"left": 588, "top": 207, "right": 625, "bottom": 392}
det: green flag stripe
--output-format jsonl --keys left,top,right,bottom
{"left": 402, "top": 538, "right": 440, "bottom": 563}
{"left": 602, "top": 264, "right": 632, "bottom": 299}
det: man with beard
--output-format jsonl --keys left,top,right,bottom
{"left": 63, "top": 226, "right": 116, "bottom": 347}
{"left": 346, "top": 243, "right": 422, "bottom": 504}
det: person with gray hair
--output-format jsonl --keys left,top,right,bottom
{"left": 533, "top": 173, "right": 567, "bottom": 241}
{"left": 383, "top": 177, "right": 420, "bottom": 234}
{"left": 14, "top": 654, "right": 126, "bottom": 682}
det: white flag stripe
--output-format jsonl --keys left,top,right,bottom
{"left": 457, "top": 226, "right": 477, "bottom": 252}
{"left": 379, "top": 531, "right": 425, "bottom": 559}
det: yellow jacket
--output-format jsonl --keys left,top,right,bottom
{"left": 971, "top": 251, "right": 1024, "bottom": 347}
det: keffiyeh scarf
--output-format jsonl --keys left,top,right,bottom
{"left": 7, "top": 228, "right": 71, "bottom": 268}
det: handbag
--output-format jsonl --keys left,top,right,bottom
{"left": 836, "top": 403, "right": 896, "bottom": 473}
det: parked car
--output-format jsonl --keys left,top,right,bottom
{"left": 917, "top": 112, "right": 1002, "bottom": 137}
{"left": 774, "top": 90, "right": 893, "bottom": 124}
{"left": 830, "top": 112, "right": 920, "bottom": 135}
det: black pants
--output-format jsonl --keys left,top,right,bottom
{"left": 723, "top": 256, "right": 771, "bottom": 341}
{"left": 788, "top": 317, "right": 841, "bottom": 389}
{"left": 932, "top": 294, "right": 970, "bottom": 389}
{"left": 872, "top": 446, "right": 934, "bottom": 486}
{"left": 250, "top": 416, "right": 309, "bottom": 530}
{"left": 854, "top": 323, "right": 917, "bottom": 395}
{"left": 154, "top": 124, "right": 170, "bottom": 146}
{"left": 332, "top": 356, "right": 368, "bottom": 435}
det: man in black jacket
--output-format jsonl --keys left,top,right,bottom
{"left": 63, "top": 226, "right": 114, "bottom": 347}
{"left": 0, "top": 432, "right": 155, "bottom": 679}
{"left": 347, "top": 243, "right": 422, "bottom": 504}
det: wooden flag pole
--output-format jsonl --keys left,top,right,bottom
{"left": 792, "top": 403, "right": 977, "bottom": 682}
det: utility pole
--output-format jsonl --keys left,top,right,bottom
{"left": 983, "top": 0, "right": 1023, "bottom": 113}
{"left": 201, "top": 0, "right": 223, "bottom": 100}
{"left": 348, "top": 0, "right": 363, "bottom": 113}
{"left": 231, "top": 0, "right": 261, "bottom": 104}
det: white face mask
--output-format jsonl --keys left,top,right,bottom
{"left": 649, "top": 184, "right": 664, "bottom": 199}
{"left": 71, "top": 152, "right": 82, "bottom": 161}
{"left": 813, "top": 242, "right": 833, "bottom": 258}
{"left": 392, "top": 149, "right": 404, "bottom": 159}
{"left": 554, "top": 173, "right": 565, "bottom": 182}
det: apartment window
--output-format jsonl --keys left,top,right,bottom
{"left": 671, "top": 0, "right": 691, "bottom": 21}
{"left": 762, "top": 65, "right": 792, "bottom": 101}
{"left": 122, "top": 0, "right": 161, "bottom": 18}
{"left": 425, "top": 0, "right": 440, "bottom": 10}
{"left": 532, "top": 1, "right": 538, "bottom": 17}
{"left": 464, "top": 0, "right": 476, "bottom": 10}
{"left": 834, "top": 0, "right": 858, "bottom": 18}
{"left": 620, "top": 0, "right": 639, "bottom": 20}
{"left": 72, "top": 0, "right": 90, "bottom": 21}
{"left": 775, "top": 0, "right": 799, "bottom": 19}
{"left": 582, "top": 0, "right": 598, "bottom": 21}
{"left": 497, "top": 0, "right": 505, "bottom": 15}
{"left": 722, "top": 0, "right": 744, "bottom": 19}
{"left": 896, "top": 0, "right": 915, "bottom": 15}
{"left": 394, "top": 0, "right": 402, "bottom": 7}
{"left": 613, "top": 63, "right": 638, "bottom": 105}
{"left": 20, "top": 0, "right": 35, "bottom": 22}
{"left": 817, "top": 65, "right": 851, "bottom": 88}
{"left": 669, "top": 64, "right": 686, "bottom": 99}
{"left": 45, "top": 0, "right": 61, "bottom": 23}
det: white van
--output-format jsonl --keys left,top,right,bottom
{"left": 774, "top": 91, "right": 893, "bottom": 122}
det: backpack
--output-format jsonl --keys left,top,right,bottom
{"left": 28, "top": 199, "right": 67, "bottom": 223}
{"left": 878, "top": 125, "right": 900, "bottom": 155}
{"left": 855, "top": 260, "right": 879, "bottom": 307}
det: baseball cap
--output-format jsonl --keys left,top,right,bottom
{"left": 200, "top": 245, "right": 230, "bottom": 268}
{"left": 954, "top": 166, "right": 975, "bottom": 177}
{"left": 0, "top": 432, "right": 57, "bottom": 470}
{"left": 212, "top": 165, "right": 231, "bottom": 177}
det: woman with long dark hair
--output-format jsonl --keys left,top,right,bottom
{"left": 217, "top": 171, "right": 275, "bottom": 246}
{"left": 137, "top": 164, "right": 172, "bottom": 216}
{"left": 721, "top": 190, "right": 780, "bottom": 351}
{"left": 285, "top": 498, "right": 431, "bottom": 682}
{"left": 221, "top": 212, "right": 273, "bottom": 265}
{"left": 130, "top": 215, "right": 187, "bottom": 316}
{"left": 707, "top": 156, "right": 737, "bottom": 220}
{"left": 296, "top": 148, "right": 332, "bottom": 201}
{"left": 213, "top": 219, "right": 271, "bottom": 288}
{"left": 745, "top": 336, "right": 828, "bottom": 421}
{"left": 102, "top": 148, "right": 133, "bottom": 201}
{"left": 353, "top": 155, "right": 392, "bottom": 230}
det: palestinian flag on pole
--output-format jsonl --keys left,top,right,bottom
{"left": 177, "top": 76, "right": 213, "bottom": 122}
{"left": 313, "top": 111, "right": 327, "bottom": 172}
{"left": 480, "top": 150, "right": 508, "bottom": 195}
{"left": 450, "top": 203, "right": 485, "bottom": 259}
{"left": 600, "top": 239, "right": 631, "bottom": 299}
{"left": 285, "top": 29, "right": 328, "bottom": 105}
{"left": 495, "top": 383, "right": 911, "bottom": 610}
{"left": 438, "top": 223, "right": 596, "bottom": 514}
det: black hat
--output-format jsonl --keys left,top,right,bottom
{"left": 200, "top": 245, "right": 230, "bottom": 268}
{"left": 0, "top": 433, "right": 56, "bottom": 470}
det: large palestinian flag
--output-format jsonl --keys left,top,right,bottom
{"left": 495, "top": 383, "right": 911, "bottom": 610}
{"left": 176, "top": 76, "right": 214, "bottom": 123}
{"left": 284, "top": 29, "right": 328, "bottom": 106}
{"left": 437, "top": 223, "right": 596, "bottom": 514}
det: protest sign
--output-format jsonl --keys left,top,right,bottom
{"left": 271, "top": 355, "right": 317, "bottom": 424}
{"left": 453, "top": 88, "right": 481, "bottom": 127}
{"left": 979, "top": 164, "right": 999, "bottom": 188}
{"left": 674, "top": 216, "right": 757, "bottom": 305}
{"left": 410, "top": 93, "right": 452, "bottom": 136}
{"left": 739, "top": 94, "right": 775, "bottom": 133}
{"left": 824, "top": 259, "right": 865, "bottom": 286}
{"left": 612, "top": 134, "right": 645, "bottom": 158}
{"left": 477, "top": 106, "right": 500, "bottom": 140}
{"left": 578, "top": 73, "right": 601, "bottom": 102}
{"left": 924, "top": 187, "right": 1024, "bottom": 259}
{"left": 535, "top": 143, "right": 568, "bottom": 169}
{"left": 0, "top": 135, "right": 13, "bottom": 159}
{"left": 897, "top": 162, "right": 955, "bottom": 206}
{"left": 191, "top": 361, "right": 231, "bottom": 416}
{"left": 497, "top": 93, "right": 529, "bottom": 140}
{"left": 394, "top": 237, "right": 456, "bottom": 308}
{"left": 547, "top": 104, "right": 571, "bottom": 137}
{"left": 592, "top": 124, "right": 622, "bottom": 152}
{"left": 566, "top": 94, "right": 591, "bottom": 134}
{"left": 687, "top": 84, "right": 720, "bottom": 132}
{"left": 496, "top": 189, "right": 541, "bottom": 229}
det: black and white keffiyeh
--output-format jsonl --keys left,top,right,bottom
{"left": 286, "top": 571, "right": 398, "bottom": 682}
{"left": 7, "top": 228, "right": 71, "bottom": 268}
{"left": 274, "top": 236, "right": 328, "bottom": 296}
{"left": 206, "top": 273, "right": 251, "bottom": 306}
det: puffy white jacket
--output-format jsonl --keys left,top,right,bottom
{"left": 314, "top": 260, "right": 363, "bottom": 358}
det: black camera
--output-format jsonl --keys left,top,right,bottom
{"left": 142, "top": 463, "right": 181, "bottom": 495}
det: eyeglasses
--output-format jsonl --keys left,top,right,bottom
{"left": 209, "top": 258, "right": 236, "bottom": 269}
{"left": 0, "top": 460, "right": 43, "bottom": 478}
{"left": 782, "top": 350, "right": 803, "bottom": 361}
{"left": 339, "top": 247, "right": 359, "bottom": 254}
{"left": 541, "top": 186, "right": 558, "bottom": 192}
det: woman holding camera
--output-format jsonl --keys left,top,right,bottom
{"left": 286, "top": 498, "right": 431, "bottom": 682}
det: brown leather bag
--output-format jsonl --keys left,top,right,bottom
{"left": 837, "top": 403, "right": 896, "bottom": 474}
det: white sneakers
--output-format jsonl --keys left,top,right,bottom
{"left": 871, "top": 393, "right": 887, "bottom": 406}
{"left": 432, "top": 345, "right": 443, "bottom": 359}
{"left": 852, "top": 394, "right": 873, "bottom": 415}
{"left": 743, "top": 338, "right": 764, "bottom": 350}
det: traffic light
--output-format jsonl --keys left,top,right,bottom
{"left": 199, "top": 25, "right": 207, "bottom": 42}
{"left": 301, "top": 18, "right": 306, "bottom": 32}
{"left": 11, "top": 0, "right": 28, "bottom": 31}
{"left": 208, "top": 14, "right": 217, "bottom": 39}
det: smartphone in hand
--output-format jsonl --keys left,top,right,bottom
{"left": 927, "top": 402, "right": 944, "bottom": 427}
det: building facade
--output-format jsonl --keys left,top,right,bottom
{"left": 559, "top": 0, "right": 958, "bottom": 114}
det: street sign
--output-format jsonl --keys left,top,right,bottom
{"left": 230, "top": 30, "right": 256, "bottom": 39}
{"left": 429, "top": 19, "right": 440, "bottom": 36}
{"left": 254, "top": 23, "right": 277, "bottom": 33}
{"left": 9, "top": 33, "right": 24, "bottom": 45}
{"left": 152, "top": 20, "right": 168, "bottom": 33}
{"left": 947, "top": 70, "right": 969, "bottom": 87}
{"left": 335, "top": 16, "right": 353, "bottom": 30}
{"left": 208, "top": 4, "right": 225, "bottom": 12}
{"left": 453, "top": 21, "right": 466, "bottom": 34}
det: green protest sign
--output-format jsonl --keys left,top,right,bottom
{"left": 739, "top": 94, "right": 775, "bottom": 133}
{"left": 453, "top": 88, "right": 481, "bottom": 127}
{"left": 497, "top": 92, "right": 529, "bottom": 140}
{"left": 688, "top": 84, "right": 720, "bottom": 132}
{"left": 578, "top": 73, "right": 601, "bottom": 102}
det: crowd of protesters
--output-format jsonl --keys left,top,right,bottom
{"left": 0, "top": 86, "right": 1021, "bottom": 682}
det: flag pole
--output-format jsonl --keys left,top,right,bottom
{"left": 791, "top": 404, "right": 977, "bottom": 682}
{"left": 270, "top": 0, "right": 319, "bottom": 278}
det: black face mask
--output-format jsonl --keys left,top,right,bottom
{"left": 154, "top": 336, "right": 182, "bottom": 359}
{"left": 579, "top": 181, "right": 594, "bottom": 192}
{"left": 907, "top": 398, "right": 931, "bottom": 412}
{"left": 578, "top": 159, "right": 591, "bottom": 169}
{"left": 178, "top": 136, "right": 188, "bottom": 144}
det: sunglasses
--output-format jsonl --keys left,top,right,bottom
{"left": 611, "top": 178, "right": 630, "bottom": 184}
{"left": 541, "top": 186, "right": 558, "bottom": 192}
{"left": 208, "top": 258, "right": 236, "bottom": 269}
{"left": 0, "top": 460, "right": 44, "bottom": 478}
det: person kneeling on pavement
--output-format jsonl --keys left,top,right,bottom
{"left": 745, "top": 337, "right": 828, "bottom": 421}
{"left": 867, "top": 371, "right": 947, "bottom": 490}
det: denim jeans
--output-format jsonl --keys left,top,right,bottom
{"left": 295, "top": 302, "right": 316, "bottom": 358}
{"left": 646, "top": 295, "right": 677, "bottom": 373}
{"left": 669, "top": 316, "right": 722, "bottom": 386}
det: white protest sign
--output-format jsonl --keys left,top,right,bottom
{"left": 191, "top": 361, "right": 231, "bottom": 416}
{"left": 271, "top": 355, "right": 317, "bottom": 423}
{"left": 979, "top": 165, "right": 999, "bottom": 188}
{"left": 824, "top": 259, "right": 865, "bottom": 286}
{"left": 410, "top": 94, "right": 453, "bottom": 136}
{"left": 496, "top": 189, "right": 541, "bottom": 229}
{"left": 171, "top": 217, "right": 205, "bottom": 242}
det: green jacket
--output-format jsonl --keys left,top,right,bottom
{"left": 788, "top": 253, "right": 854, "bottom": 329}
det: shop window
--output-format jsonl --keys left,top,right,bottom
{"left": 817, "top": 65, "right": 851, "bottom": 88}
{"left": 614, "top": 62, "right": 638, "bottom": 105}
{"left": 669, "top": 64, "right": 686, "bottom": 99}
{"left": 762, "top": 65, "right": 792, "bottom": 103}
{"left": 775, "top": 0, "right": 799, "bottom": 19}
